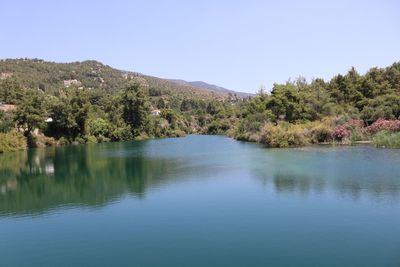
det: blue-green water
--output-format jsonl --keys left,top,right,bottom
{"left": 1, "top": 135, "right": 400, "bottom": 266}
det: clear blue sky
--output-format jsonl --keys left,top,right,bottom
{"left": 1, "top": 0, "right": 399, "bottom": 93}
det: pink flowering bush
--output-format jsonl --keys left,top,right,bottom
{"left": 345, "top": 119, "right": 364, "bottom": 129}
{"left": 366, "top": 118, "right": 400, "bottom": 134}
{"left": 331, "top": 125, "right": 351, "bottom": 141}
{"left": 330, "top": 118, "right": 365, "bottom": 142}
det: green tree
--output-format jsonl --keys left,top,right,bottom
{"left": 0, "top": 111, "right": 14, "bottom": 133}
{"left": 0, "top": 78, "right": 23, "bottom": 104}
{"left": 88, "top": 118, "right": 112, "bottom": 140}
{"left": 267, "top": 83, "right": 301, "bottom": 122}
{"left": 46, "top": 89, "right": 90, "bottom": 140}
{"left": 122, "top": 81, "right": 150, "bottom": 136}
{"left": 15, "top": 90, "right": 47, "bottom": 135}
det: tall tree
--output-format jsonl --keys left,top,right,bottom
{"left": 0, "top": 78, "right": 23, "bottom": 104}
{"left": 122, "top": 81, "right": 150, "bottom": 136}
{"left": 15, "top": 90, "right": 47, "bottom": 135}
{"left": 267, "top": 83, "right": 301, "bottom": 122}
{"left": 46, "top": 89, "right": 90, "bottom": 139}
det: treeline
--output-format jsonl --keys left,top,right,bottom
{"left": 232, "top": 62, "right": 400, "bottom": 147}
{"left": 0, "top": 76, "right": 239, "bottom": 152}
{"left": 1, "top": 60, "right": 400, "bottom": 152}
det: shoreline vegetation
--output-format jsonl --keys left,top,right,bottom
{"left": 1, "top": 58, "right": 400, "bottom": 153}
{"left": 232, "top": 118, "right": 400, "bottom": 149}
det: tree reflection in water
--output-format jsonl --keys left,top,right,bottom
{"left": 0, "top": 141, "right": 187, "bottom": 216}
{"left": 2, "top": 139, "right": 400, "bottom": 217}
{"left": 251, "top": 146, "right": 400, "bottom": 201}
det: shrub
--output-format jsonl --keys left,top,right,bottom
{"left": 247, "top": 133, "right": 262, "bottom": 143}
{"left": 233, "top": 113, "right": 269, "bottom": 141}
{"left": 96, "top": 136, "right": 110, "bottom": 143}
{"left": 166, "top": 129, "right": 186, "bottom": 138}
{"left": 34, "top": 134, "right": 56, "bottom": 147}
{"left": 331, "top": 125, "right": 351, "bottom": 141}
{"left": 111, "top": 126, "right": 134, "bottom": 141}
{"left": 75, "top": 136, "right": 86, "bottom": 144}
{"left": 260, "top": 123, "right": 308, "bottom": 148}
{"left": 0, "top": 131, "right": 27, "bottom": 153}
{"left": 87, "top": 135, "right": 98, "bottom": 144}
{"left": 346, "top": 119, "right": 365, "bottom": 143}
{"left": 57, "top": 137, "right": 70, "bottom": 146}
{"left": 0, "top": 111, "right": 14, "bottom": 133}
{"left": 366, "top": 118, "right": 400, "bottom": 134}
{"left": 88, "top": 118, "right": 112, "bottom": 139}
{"left": 261, "top": 124, "right": 287, "bottom": 147}
{"left": 372, "top": 131, "right": 400, "bottom": 148}
{"left": 135, "top": 133, "right": 150, "bottom": 140}
{"left": 207, "top": 120, "right": 230, "bottom": 135}
{"left": 349, "top": 130, "right": 364, "bottom": 144}
{"left": 344, "top": 119, "right": 364, "bottom": 130}
{"left": 329, "top": 118, "right": 366, "bottom": 143}
{"left": 309, "top": 123, "right": 332, "bottom": 143}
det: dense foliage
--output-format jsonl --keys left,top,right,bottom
{"left": 232, "top": 62, "right": 400, "bottom": 147}
{"left": 0, "top": 131, "right": 26, "bottom": 153}
{"left": 0, "top": 59, "right": 399, "bottom": 152}
{"left": 0, "top": 58, "right": 243, "bottom": 149}
{"left": 0, "top": 58, "right": 229, "bottom": 98}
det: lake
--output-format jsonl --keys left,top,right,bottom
{"left": 1, "top": 135, "right": 400, "bottom": 267}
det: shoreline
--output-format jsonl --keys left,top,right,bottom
{"left": 0, "top": 134, "right": 386, "bottom": 155}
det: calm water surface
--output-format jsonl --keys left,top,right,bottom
{"left": 1, "top": 135, "right": 400, "bottom": 266}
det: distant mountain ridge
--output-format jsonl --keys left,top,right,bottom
{"left": 170, "top": 79, "right": 253, "bottom": 97}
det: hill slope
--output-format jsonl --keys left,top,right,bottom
{"left": 169, "top": 79, "right": 252, "bottom": 97}
{"left": 0, "top": 59, "right": 244, "bottom": 99}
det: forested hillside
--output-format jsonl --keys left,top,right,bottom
{"left": 0, "top": 59, "right": 399, "bottom": 152}
{"left": 0, "top": 59, "right": 242, "bottom": 152}
{"left": 0, "top": 58, "right": 231, "bottom": 98}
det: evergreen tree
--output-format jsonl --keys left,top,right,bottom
{"left": 122, "top": 81, "right": 150, "bottom": 136}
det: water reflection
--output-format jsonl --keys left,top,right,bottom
{"left": 1, "top": 137, "right": 400, "bottom": 217}
{"left": 251, "top": 146, "right": 400, "bottom": 200}
{"left": 0, "top": 141, "right": 190, "bottom": 216}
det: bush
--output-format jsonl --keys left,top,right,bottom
{"left": 329, "top": 118, "right": 367, "bottom": 143}
{"left": 135, "top": 133, "right": 150, "bottom": 140}
{"left": 233, "top": 113, "right": 270, "bottom": 141}
{"left": 0, "top": 131, "right": 27, "bottom": 153}
{"left": 57, "top": 137, "right": 70, "bottom": 146}
{"left": 349, "top": 130, "right": 364, "bottom": 144}
{"left": 87, "top": 135, "right": 98, "bottom": 144}
{"left": 34, "top": 134, "right": 56, "bottom": 147}
{"left": 260, "top": 123, "right": 308, "bottom": 148}
{"left": 0, "top": 111, "right": 14, "bottom": 133}
{"left": 75, "top": 136, "right": 86, "bottom": 144}
{"left": 207, "top": 120, "right": 230, "bottom": 135}
{"left": 309, "top": 123, "right": 332, "bottom": 143}
{"left": 96, "top": 136, "right": 110, "bottom": 143}
{"left": 88, "top": 118, "right": 112, "bottom": 139}
{"left": 166, "top": 129, "right": 186, "bottom": 138}
{"left": 367, "top": 118, "right": 400, "bottom": 134}
{"left": 372, "top": 131, "right": 400, "bottom": 148}
{"left": 345, "top": 119, "right": 364, "bottom": 129}
{"left": 111, "top": 126, "right": 134, "bottom": 141}
{"left": 331, "top": 125, "right": 351, "bottom": 141}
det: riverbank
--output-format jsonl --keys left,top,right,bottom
{"left": 2, "top": 116, "right": 400, "bottom": 154}
{"left": 232, "top": 117, "right": 400, "bottom": 149}
{"left": 2, "top": 129, "right": 399, "bottom": 156}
